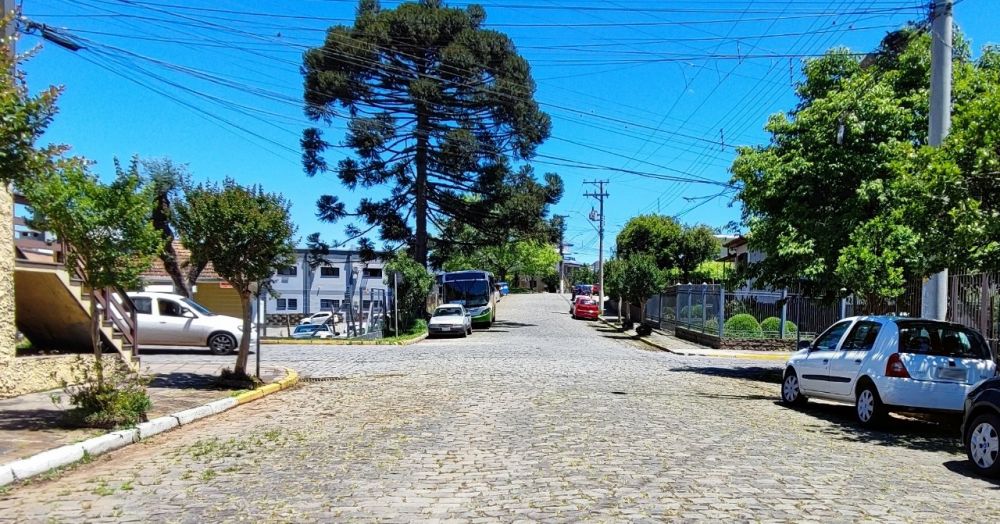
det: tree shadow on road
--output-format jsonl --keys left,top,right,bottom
{"left": 670, "top": 365, "right": 783, "bottom": 385}
{"left": 0, "top": 409, "right": 71, "bottom": 431}
{"left": 491, "top": 321, "right": 537, "bottom": 328}
{"left": 149, "top": 372, "right": 229, "bottom": 390}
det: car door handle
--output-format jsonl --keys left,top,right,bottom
{"left": 822, "top": 359, "right": 828, "bottom": 364}
{"left": 854, "top": 359, "right": 862, "bottom": 364}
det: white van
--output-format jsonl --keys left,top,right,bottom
{"left": 127, "top": 291, "right": 252, "bottom": 354}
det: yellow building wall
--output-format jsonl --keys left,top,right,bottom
{"left": 194, "top": 283, "right": 243, "bottom": 317}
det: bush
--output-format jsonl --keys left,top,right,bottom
{"left": 218, "top": 367, "right": 264, "bottom": 389}
{"left": 679, "top": 304, "right": 704, "bottom": 320}
{"left": 725, "top": 300, "right": 749, "bottom": 317}
{"left": 724, "top": 313, "right": 763, "bottom": 339}
{"left": 760, "top": 317, "right": 798, "bottom": 338}
{"left": 704, "top": 317, "right": 719, "bottom": 335}
{"left": 56, "top": 358, "right": 151, "bottom": 429}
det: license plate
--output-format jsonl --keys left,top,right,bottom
{"left": 938, "top": 367, "right": 967, "bottom": 381}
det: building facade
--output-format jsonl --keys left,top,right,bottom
{"left": 266, "top": 249, "right": 389, "bottom": 316}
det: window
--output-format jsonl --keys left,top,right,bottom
{"left": 158, "top": 299, "right": 184, "bottom": 317}
{"left": 897, "top": 321, "right": 991, "bottom": 359}
{"left": 320, "top": 266, "right": 340, "bottom": 278}
{"left": 362, "top": 268, "right": 383, "bottom": 278}
{"left": 276, "top": 298, "right": 298, "bottom": 311}
{"left": 276, "top": 266, "right": 297, "bottom": 276}
{"left": 362, "top": 300, "right": 372, "bottom": 310}
{"left": 843, "top": 321, "right": 882, "bottom": 351}
{"left": 813, "top": 321, "right": 852, "bottom": 351}
{"left": 133, "top": 297, "right": 152, "bottom": 315}
{"left": 320, "top": 299, "right": 340, "bottom": 310}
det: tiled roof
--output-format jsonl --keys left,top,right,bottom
{"left": 143, "top": 240, "right": 224, "bottom": 282}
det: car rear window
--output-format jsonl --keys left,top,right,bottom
{"left": 577, "top": 298, "right": 596, "bottom": 305}
{"left": 896, "top": 321, "right": 991, "bottom": 359}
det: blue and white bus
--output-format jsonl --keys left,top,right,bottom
{"left": 437, "top": 270, "right": 498, "bottom": 327}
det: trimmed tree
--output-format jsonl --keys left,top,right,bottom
{"left": 620, "top": 254, "right": 666, "bottom": 330}
{"left": 301, "top": 0, "right": 552, "bottom": 267}
{"left": 19, "top": 159, "right": 163, "bottom": 383}
{"left": 385, "top": 252, "right": 434, "bottom": 332}
{"left": 173, "top": 179, "right": 296, "bottom": 378}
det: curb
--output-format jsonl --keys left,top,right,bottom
{"left": 261, "top": 333, "right": 428, "bottom": 346}
{"left": 0, "top": 367, "right": 299, "bottom": 488}
{"left": 598, "top": 318, "right": 790, "bottom": 362}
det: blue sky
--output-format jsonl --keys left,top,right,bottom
{"left": 18, "top": 0, "right": 997, "bottom": 264}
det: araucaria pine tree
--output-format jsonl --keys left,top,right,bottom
{"left": 301, "top": 0, "right": 551, "bottom": 267}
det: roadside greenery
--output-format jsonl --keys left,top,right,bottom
{"left": 20, "top": 158, "right": 162, "bottom": 384}
{"left": 173, "top": 178, "right": 296, "bottom": 379}
{"left": 384, "top": 253, "right": 435, "bottom": 332}
{"left": 616, "top": 215, "right": 720, "bottom": 282}
{"left": 301, "top": 0, "right": 553, "bottom": 267}
{"left": 54, "top": 358, "right": 151, "bottom": 429}
{"left": 442, "top": 240, "right": 559, "bottom": 285}
{"left": 731, "top": 27, "right": 1000, "bottom": 306}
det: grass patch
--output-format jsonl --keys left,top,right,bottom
{"left": 200, "top": 469, "right": 217, "bottom": 481}
{"left": 92, "top": 479, "right": 115, "bottom": 496}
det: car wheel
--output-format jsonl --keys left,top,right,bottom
{"left": 967, "top": 413, "right": 1000, "bottom": 477}
{"left": 208, "top": 333, "right": 237, "bottom": 355}
{"left": 467, "top": 326, "right": 472, "bottom": 335}
{"left": 780, "top": 369, "right": 807, "bottom": 406}
{"left": 855, "top": 383, "right": 887, "bottom": 427}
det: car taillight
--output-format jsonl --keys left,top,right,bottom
{"left": 885, "top": 353, "right": 910, "bottom": 378}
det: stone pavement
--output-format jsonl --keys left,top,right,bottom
{"left": 0, "top": 363, "right": 284, "bottom": 465}
{"left": 1, "top": 293, "right": 998, "bottom": 522}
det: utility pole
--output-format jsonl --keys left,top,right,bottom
{"left": 921, "top": 0, "right": 952, "bottom": 321}
{"left": 553, "top": 214, "right": 567, "bottom": 294}
{"left": 584, "top": 180, "right": 609, "bottom": 315}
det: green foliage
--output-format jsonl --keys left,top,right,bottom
{"left": 724, "top": 313, "right": 763, "bottom": 339}
{"left": 0, "top": 39, "right": 64, "bottom": 186}
{"left": 173, "top": 178, "right": 296, "bottom": 376}
{"left": 677, "top": 225, "right": 721, "bottom": 281}
{"left": 732, "top": 28, "right": 1000, "bottom": 299}
{"left": 55, "top": 358, "right": 151, "bottom": 429}
{"left": 760, "top": 317, "right": 798, "bottom": 337}
{"left": 603, "top": 258, "right": 626, "bottom": 301}
{"left": 21, "top": 158, "right": 162, "bottom": 291}
{"left": 616, "top": 214, "right": 683, "bottom": 269}
{"left": 443, "top": 240, "right": 558, "bottom": 283}
{"left": 385, "top": 252, "right": 435, "bottom": 331}
{"left": 302, "top": 0, "right": 553, "bottom": 266}
{"left": 618, "top": 254, "right": 667, "bottom": 309}
{"left": 568, "top": 265, "right": 598, "bottom": 285}
{"left": 679, "top": 304, "right": 704, "bottom": 320}
{"left": 140, "top": 158, "right": 201, "bottom": 298}
{"left": 704, "top": 317, "right": 719, "bottom": 335}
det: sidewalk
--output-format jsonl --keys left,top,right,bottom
{"left": 0, "top": 362, "right": 285, "bottom": 465}
{"left": 599, "top": 316, "right": 793, "bottom": 362}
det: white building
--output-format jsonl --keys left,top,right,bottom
{"left": 266, "top": 249, "right": 389, "bottom": 316}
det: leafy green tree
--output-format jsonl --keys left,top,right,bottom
{"left": 568, "top": 265, "right": 598, "bottom": 286}
{"left": 301, "top": 0, "right": 552, "bottom": 267}
{"left": 731, "top": 28, "right": 999, "bottom": 300}
{"left": 443, "top": 240, "right": 558, "bottom": 283}
{"left": 677, "top": 225, "right": 720, "bottom": 282}
{"left": 20, "top": 159, "right": 163, "bottom": 383}
{"left": 619, "top": 254, "right": 666, "bottom": 324}
{"left": 173, "top": 179, "right": 296, "bottom": 377}
{"left": 616, "top": 215, "right": 683, "bottom": 269}
{"left": 385, "top": 252, "right": 435, "bottom": 332}
{"left": 603, "top": 257, "right": 626, "bottom": 321}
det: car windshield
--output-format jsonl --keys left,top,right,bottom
{"left": 293, "top": 326, "right": 316, "bottom": 333}
{"left": 180, "top": 297, "right": 214, "bottom": 316}
{"left": 896, "top": 321, "right": 991, "bottom": 359}
{"left": 443, "top": 280, "right": 490, "bottom": 307}
{"left": 435, "top": 307, "right": 464, "bottom": 317}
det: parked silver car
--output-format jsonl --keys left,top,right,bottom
{"left": 428, "top": 304, "right": 472, "bottom": 338}
{"left": 127, "top": 292, "right": 253, "bottom": 354}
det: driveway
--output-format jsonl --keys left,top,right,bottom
{"left": 1, "top": 293, "right": 997, "bottom": 522}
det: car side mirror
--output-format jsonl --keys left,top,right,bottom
{"left": 797, "top": 340, "right": 812, "bottom": 350}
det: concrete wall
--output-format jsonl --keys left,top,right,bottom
{"left": 0, "top": 187, "right": 14, "bottom": 367}
{"left": 0, "top": 354, "right": 121, "bottom": 399}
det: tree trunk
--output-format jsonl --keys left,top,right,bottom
{"left": 90, "top": 290, "right": 104, "bottom": 386}
{"left": 414, "top": 110, "right": 430, "bottom": 268}
{"left": 159, "top": 240, "right": 191, "bottom": 298}
{"left": 233, "top": 292, "right": 253, "bottom": 376}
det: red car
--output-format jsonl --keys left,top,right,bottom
{"left": 571, "top": 296, "right": 600, "bottom": 320}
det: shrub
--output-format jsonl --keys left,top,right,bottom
{"left": 725, "top": 300, "right": 749, "bottom": 317}
{"left": 679, "top": 304, "right": 704, "bottom": 320}
{"left": 724, "top": 313, "right": 763, "bottom": 339}
{"left": 704, "top": 317, "right": 720, "bottom": 335}
{"left": 760, "top": 317, "right": 798, "bottom": 338}
{"left": 56, "top": 358, "right": 152, "bottom": 429}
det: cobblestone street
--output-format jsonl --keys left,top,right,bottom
{"left": 2, "top": 293, "right": 998, "bottom": 522}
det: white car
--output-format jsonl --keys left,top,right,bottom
{"left": 781, "top": 316, "right": 996, "bottom": 426}
{"left": 291, "top": 324, "right": 335, "bottom": 339}
{"left": 299, "top": 311, "right": 340, "bottom": 325}
{"left": 127, "top": 292, "right": 253, "bottom": 355}
{"left": 428, "top": 304, "right": 473, "bottom": 338}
